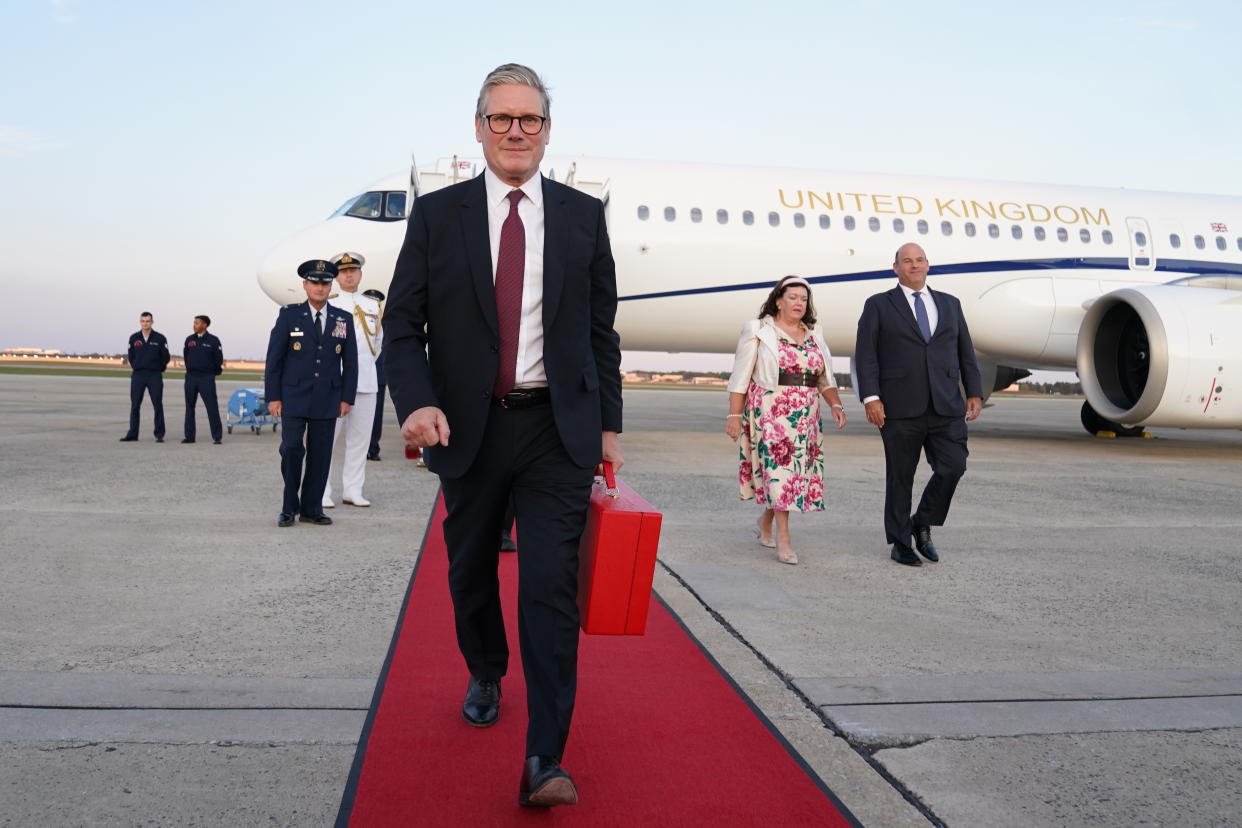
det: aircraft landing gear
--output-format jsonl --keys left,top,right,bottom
{"left": 1080, "top": 401, "right": 1147, "bottom": 438}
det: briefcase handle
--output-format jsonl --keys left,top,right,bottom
{"left": 594, "top": 461, "right": 620, "bottom": 499}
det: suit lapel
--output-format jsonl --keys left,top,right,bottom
{"left": 885, "top": 287, "right": 924, "bottom": 340}
{"left": 460, "top": 176, "right": 498, "bottom": 336}
{"left": 541, "top": 176, "right": 567, "bottom": 329}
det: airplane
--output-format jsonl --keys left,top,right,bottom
{"left": 257, "top": 155, "right": 1242, "bottom": 437}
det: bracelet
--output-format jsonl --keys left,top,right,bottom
{"left": 726, "top": 414, "right": 743, "bottom": 419}
{"left": 830, "top": 404, "right": 844, "bottom": 410}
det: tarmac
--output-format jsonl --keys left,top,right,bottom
{"left": 1, "top": 373, "right": 1239, "bottom": 827}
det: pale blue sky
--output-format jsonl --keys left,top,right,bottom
{"left": 3, "top": 0, "right": 1239, "bottom": 365}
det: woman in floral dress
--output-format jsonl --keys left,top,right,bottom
{"left": 725, "top": 277, "right": 847, "bottom": 564}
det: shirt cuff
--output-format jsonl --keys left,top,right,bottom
{"left": 862, "top": 395, "right": 880, "bottom": 404}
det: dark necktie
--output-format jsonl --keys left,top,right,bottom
{"left": 913, "top": 291, "right": 932, "bottom": 343}
{"left": 315, "top": 310, "right": 323, "bottom": 337}
{"left": 492, "top": 190, "right": 525, "bottom": 397}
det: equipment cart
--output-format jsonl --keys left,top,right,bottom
{"left": 226, "top": 387, "right": 279, "bottom": 435}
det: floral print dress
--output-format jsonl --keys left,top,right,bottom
{"left": 738, "top": 335, "right": 826, "bottom": 512}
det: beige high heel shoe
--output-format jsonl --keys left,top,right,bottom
{"left": 775, "top": 538, "right": 798, "bottom": 565}
{"left": 754, "top": 515, "right": 776, "bottom": 548}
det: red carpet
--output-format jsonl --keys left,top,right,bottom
{"left": 337, "top": 493, "right": 858, "bottom": 827}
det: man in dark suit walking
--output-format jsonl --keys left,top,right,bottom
{"left": 385, "top": 63, "right": 623, "bottom": 807}
{"left": 855, "top": 243, "right": 983, "bottom": 567}
{"left": 265, "top": 260, "right": 358, "bottom": 528}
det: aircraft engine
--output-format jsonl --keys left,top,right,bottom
{"left": 1076, "top": 285, "right": 1242, "bottom": 429}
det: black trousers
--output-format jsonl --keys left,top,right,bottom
{"left": 184, "top": 373, "right": 222, "bottom": 442}
{"left": 127, "top": 370, "right": 164, "bottom": 439}
{"left": 369, "top": 382, "right": 386, "bottom": 456}
{"left": 439, "top": 402, "right": 593, "bottom": 760}
{"left": 279, "top": 415, "right": 335, "bottom": 517}
{"left": 879, "top": 408, "right": 968, "bottom": 548}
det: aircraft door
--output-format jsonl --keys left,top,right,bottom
{"left": 1125, "top": 217, "right": 1155, "bottom": 271}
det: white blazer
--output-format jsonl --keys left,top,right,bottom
{"left": 727, "top": 316, "right": 838, "bottom": 394}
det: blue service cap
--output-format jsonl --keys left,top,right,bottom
{"left": 362, "top": 288, "right": 386, "bottom": 302}
{"left": 298, "top": 259, "right": 338, "bottom": 283}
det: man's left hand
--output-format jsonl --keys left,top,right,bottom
{"left": 965, "top": 397, "right": 982, "bottom": 421}
{"left": 339, "top": 402, "right": 352, "bottom": 418}
{"left": 602, "top": 431, "right": 624, "bottom": 472}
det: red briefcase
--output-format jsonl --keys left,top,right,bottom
{"left": 578, "top": 463, "right": 663, "bottom": 635}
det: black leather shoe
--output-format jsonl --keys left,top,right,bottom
{"left": 519, "top": 756, "right": 578, "bottom": 807}
{"left": 366, "top": 451, "right": 381, "bottom": 461}
{"left": 181, "top": 438, "right": 195, "bottom": 444}
{"left": 299, "top": 513, "right": 333, "bottom": 525}
{"left": 462, "top": 677, "right": 500, "bottom": 727}
{"left": 891, "top": 543, "right": 922, "bottom": 566}
{"left": 155, "top": 437, "right": 164, "bottom": 443}
{"left": 212, "top": 440, "right": 222, "bottom": 445}
{"left": 277, "top": 513, "right": 295, "bottom": 527}
{"left": 913, "top": 523, "right": 939, "bottom": 562}
{"left": 119, "top": 436, "right": 138, "bottom": 442}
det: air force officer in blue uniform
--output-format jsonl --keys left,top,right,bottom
{"left": 120, "top": 312, "right": 170, "bottom": 442}
{"left": 265, "top": 260, "right": 358, "bottom": 528}
{"left": 855, "top": 243, "right": 983, "bottom": 567}
{"left": 182, "top": 315, "right": 224, "bottom": 444}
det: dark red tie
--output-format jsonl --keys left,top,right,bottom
{"left": 492, "top": 189, "right": 525, "bottom": 397}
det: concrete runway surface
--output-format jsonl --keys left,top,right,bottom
{"left": 1, "top": 374, "right": 1239, "bottom": 827}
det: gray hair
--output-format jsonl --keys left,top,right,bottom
{"left": 475, "top": 63, "right": 551, "bottom": 119}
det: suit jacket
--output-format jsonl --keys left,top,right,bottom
{"left": 264, "top": 302, "right": 359, "bottom": 419}
{"left": 854, "top": 285, "right": 982, "bottom": 419}
{"left": 384, "top": 173, "right": 623, "bottom": 478}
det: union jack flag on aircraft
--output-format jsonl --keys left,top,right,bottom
{"left": 1210, "top": 222, "right": 1228, "bottom": 232}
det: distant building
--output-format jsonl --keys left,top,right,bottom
{"left": 2, "top": 348, "right": 62, "bottom": 355}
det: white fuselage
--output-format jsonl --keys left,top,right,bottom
{"left": 257, "top": 156, "right": 1242, "bottom": 428}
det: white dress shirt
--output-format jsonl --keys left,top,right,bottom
{"left": 483, "top": 166, "right": 546, "bottom": 388}
{"left": 862, "top": 283, "right": 940, "bottom": 404}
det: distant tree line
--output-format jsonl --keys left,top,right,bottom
{"left": 1015, "top": 380, "right": 1083, "bottom": 395}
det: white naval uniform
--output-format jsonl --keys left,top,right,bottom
{"left": 325, "top": 289, "right": 383, "bottom": 503}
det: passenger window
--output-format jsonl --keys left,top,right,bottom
{"left": 384, "top": 192, "right": 407, "bottom": 218}
{"left": 1011, "top": 225, "right": 1022, "bottom": 240}
{"left": 868, "top": 216, "right": 880, "bottom": 231}
{"left": 637, "top": 205, "right": 649, "bottom": 221}
{"left": 1216, "top": 236, "right": 1227, "bottom": 251}
{"left": 664, "top": 207, "right": 676, "bottom": 222}
{"left": 917, "top": 219, "right": 929, "bottom": 235}
{"left": 1169, "top": 234, "right": 1180, "bottom": 249}
{"left": 1034, "top": 226, "right": 1046, "bottom": 241}
{"left": 793, "top": 212, "right": 805, "bottom": 228}
{"left": 964, "top": 222, "right": 976, "bottom": 237}
{"left": 844, "top": 216, "right": 856, "bottom": 231}
{"left": 1101, "top": 229, "right": 1113, "bottom": 244}
{"left": 717, "top": 209, "right": 729, "bottom": 224}
{"left": 893, "top": 218, "right": 905, "bottom": 233}
{"left": 987, "top": 223, "right": 999, "bottom": 238}
{"left": 743, "top": 210, "right": 754, "bottom": 226}
{"left": 1057, "top": 227, "right": 1068, "bottom": 242}
{"left": 690, "top": 207, "right": 702, "bottom": 223}
{"left": 1194, "top": 235, "right": 1205, "bottom": 249}
{"left": 345, "top": 192, "right": 383, "bottom": 219}
{"left": 768, "top": 212, "right": 780, "bottom": 227}
{"left": 818, "top": 214, "right": 830, "bottom": 229}
{"left": 940, "top": 221, "right": 953, "bottom": 236}
{"left": 1135, "top": 231, "right": 1147, "bottom": 246}
{"left": 1080, "top": 229, "right": 1091, "bottom": 243}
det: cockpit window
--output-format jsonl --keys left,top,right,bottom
{"left": 331, "top": 191, "right": 407, "bottom": 222}
{"left": 385, "top": 192, "right": 407, "bottom": 218}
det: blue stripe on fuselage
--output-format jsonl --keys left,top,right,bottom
{"left": 617, "top": 256, "right": 1242, "bottom": 301}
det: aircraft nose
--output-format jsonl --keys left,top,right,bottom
{"left": 256, "top": 239, "right": 313, "bottom": 305}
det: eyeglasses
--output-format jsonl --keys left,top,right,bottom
{"left": 482, "top": 113, "right": 547, "bottom": 135}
